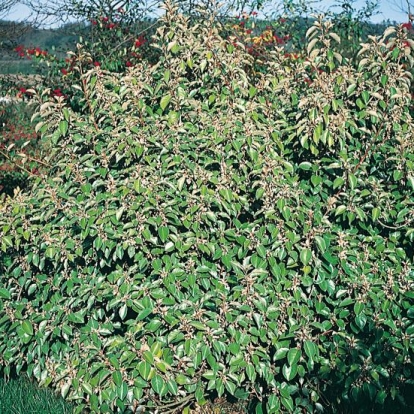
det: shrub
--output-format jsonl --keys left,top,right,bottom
{"left": 12, "top": 19, "right": 157, "bottom": 113}
{"left": 0, "top": 97, "right": 45, "bottom": 195}
{"left": 0, "top": 2, "right": 413, "bottom": 413}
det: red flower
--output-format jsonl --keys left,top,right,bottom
{"left": 101, "top": 16, "right": 109, "bottom": 22}
{"left": 19, "top": 87, "right": 27, "bottom": 94}
{"left": 61, "top": 68, "right": 69, "bottom": 75}
{"left": 107, "top": 23, "right": 116, "bottom": 29}
{"left": 279, "top": 18, "right": 286, "bottom": 23}
{"left": 134, "top": 36, "right": 146, "bottom": 48}
{"left": 91, "top": 19, "right": 97, "bottom": 25}
{"left": 53, "top": 88, "right": 62, "bottom": 95}
{"left": 402, "top": 22, "right": 412, "bottom": 30}
{"left": 93, "top": 61, "right": 101, "bottom": 67}
{"left": 274, "top": 35, "right": 285, "bottom": 45}
{"left": 239, "top": 21, "right": 245, "bottom": 27}
{"left": 126, "top": 61, "right": 133, "bottom": 67}
{"left": 251, "top": 11, "right": 258, "bottom": 16}
{"left": 246, "top": 29, "right": 252, "bottom": 34}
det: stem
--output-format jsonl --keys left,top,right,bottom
{"left": 141, "top": 394, "right": 195, "bottom": 414}
{"left": 0, "top": 148, "right": 41, "bottom": 176}
{"left": 111, "top": 20, "right": 160, "bottom": 53}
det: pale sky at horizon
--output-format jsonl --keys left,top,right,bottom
{"left": 2, "top": 1, "right": 410, "bottom": 26}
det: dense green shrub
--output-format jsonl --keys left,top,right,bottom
{"left": 0, "top": 2, "right": 414, "bottom": 413}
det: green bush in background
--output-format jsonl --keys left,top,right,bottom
{"left": 0, "top": 2, "right": 413, "bottom": 413}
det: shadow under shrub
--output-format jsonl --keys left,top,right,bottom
{"left": 0, "top": 2, "right": 413, "bottom": 413}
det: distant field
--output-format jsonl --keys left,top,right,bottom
{"left": 0, "top": 60, "right": 37, "bottom": 75}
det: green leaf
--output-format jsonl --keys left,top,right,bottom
{"left": 283, "top": 363, "right": 297, "bottom": 380}
{"left": 333, "top": 177, "right": 344, "bottom": 189}
{"left": 117, "top": 382, "right": 128, "bottom": 400}
{"left": 138, "top": 361, "right": 152, "bottom": 380}
{"left": 81, "top": 382, "right": 93, "bottom": 395}
{"left": 112, "top": 371, "right": 122, "bottom": 387}
{"left": 249, "top": 86, "right": 257, "bottom": 98}
{"left": 314, "top": 236, "right": 326, "bottom": 253}
{"left": 151, "top": 374, "right": 165, "bottom": 395}
{"left": 0, "top": 288, "right": 11, "bottom": 300}
{"left": 158, "top": 226, "right": 169, "bottom": 243}
{"left": 372, "top": 207, "right": 380, "bottom": 221}
{"left": 246, "top": 364, "right": 256, "bottom": 381}
{"left": 355, "top": 313, "right": 367, "bottom": 330}
{"left": 300, "top": 248, "right": 312, "bottom": 266}
{"left": 298, "top": 162, "right": 312, "bottom": 170}
{"left": 281, "top": 395, "right": 294, "bottom": 411}
{"left": 167, "top": 379, "right": 178, "bottom": 396}
{"left": 119, "top": 304, "right": 127, "bottom": 320}
{"left": 266, "top": 394, "right": 280, "bottom": 412}
{"left": 347, "top": 84, "right": 356, "bottom": 95}
{"left": 160, "top": 94, "right": 171, "bottom": 111}
{"left": 3, "top": 236, "right": 13, "bottom": 247}
{"left": 59, "top": 120, "right": 68, "bottom": 136}
{"left": 348, "top": 173, "right": 357, "bottom": 190}
{"left": 274, "top": 348, "right": 289, "bottom": 361}
{"left": 304, "top": 340, "right": 317, "bottom": 359}
{"left": 224, "top": 380, "right": 237, "bottom": 395}
{"left": 61, "top": 381, "right": 71, "bottom": 398}
{"left": 287, "top": 348, "right": 301, "bottom": 366}
{"left": 21, "top": 320, "right": 33, "bottom": 336}
{"left": 176, "top": 373, "right": 192, "bottom": 385}
{"left": 354, "top": 302, "right": 364, "bottom": 315}
{"left": 62, "top": 107, "right": 70, "bottom": 121}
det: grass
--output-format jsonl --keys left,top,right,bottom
{"left": 0, "top": 375, "right": 75, "bottom": 414}
{"left": 0, "top": 374, "right": 250, "bottom": 414}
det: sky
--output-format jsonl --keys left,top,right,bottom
{"left": 2, "top": 1, "right": 410, "bottom": 25}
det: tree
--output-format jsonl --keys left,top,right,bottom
{"left": 0, "top": 1, "right": 35, "bottom": 49}
{"left": 389, "top": 0, "right": 414, "bottom": 21}
{"left": 0, "top": 0, "right": 19, "bottom": 18}
{"left": 22, "top": 0, "right": 161, "bottom": 26}
{"left": 21, "top": 0, "right": 272, "bottom": 27}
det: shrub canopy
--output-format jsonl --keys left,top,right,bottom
{"left": 0, "top": 3, "right": 414, "bottom": 413}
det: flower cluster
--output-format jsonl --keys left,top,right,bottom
{"left": 402, "top": 22, "right": 413, "bottom": 31}
{"left": 14, "top": 45, "right": 48, "bottom": 60}
{"left": 228, "top": 11, "right": 292, "bottom": 66}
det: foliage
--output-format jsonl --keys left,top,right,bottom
{"left": 11, "top": 20, "right": 157, "bottom": 110}
{"left": 0, "top": 2, "right": 414, "bottom": 413}
{"left": 0, "top": 97, "right": 45, "bottom": 195}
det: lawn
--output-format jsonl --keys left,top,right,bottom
{"left": 0, "top": 376, "right": 75, "bottom": 414}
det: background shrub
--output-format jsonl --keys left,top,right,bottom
{"left": 0, "top": 2, "right": 413, "bottom": 413}
{"left": 0, "top": 96, "right": 45, "bottom": 195}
